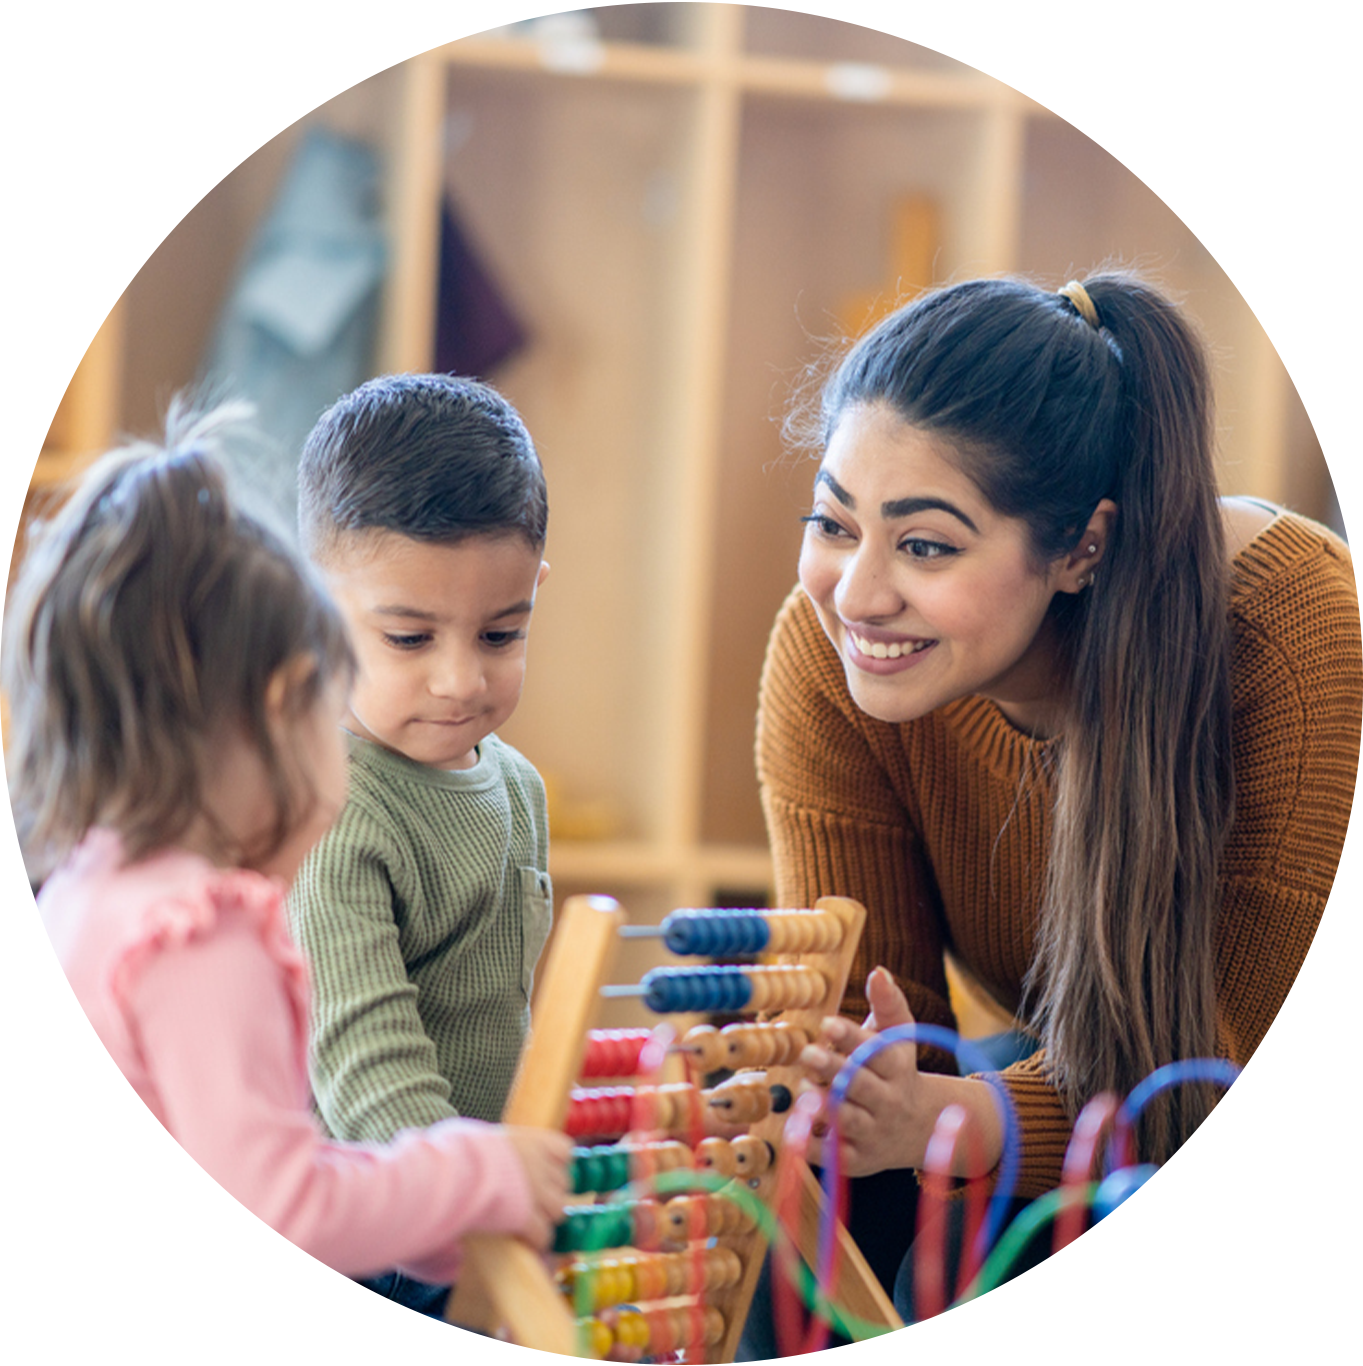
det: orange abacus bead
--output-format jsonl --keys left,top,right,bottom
{"left": 707, "top": 1246, "right": 744, "bottom": 1290}
{"left": 773, "top": 1020, "right": 810, "bottom": 1062}
{"left": 732, "top": 1134, "right": 774, "bottom": 1178}
{"left": 681, "top": 1024, "right": 728, "bottom": 1073}
{"left": 696, "top": 1136, "right": 737, "bottom": 1177}
{"left": 764, "top": 909, "right": 842, "bottom": 954}
{"left": 718, "top": 1024, "right": 767, "bottom": 1069}
{"left": 661, "top": 1195, "right": 707, "bottom": 1243}
{"left": 632, "top": 1253, "right": 668, "bottom": 1302}
{"left": 704, "top": 1079, "right": 771, "bottom": 1125}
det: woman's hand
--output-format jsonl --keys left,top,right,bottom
{"left": 798, "top": 967, "right": 1003, "bottom": 1179}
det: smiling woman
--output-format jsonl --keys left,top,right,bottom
{"left": 755, "top": 271, "right": 1362, "bottom": 1322}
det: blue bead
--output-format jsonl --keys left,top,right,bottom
{"left": 1251, "top": 1316, "right": 1349, "bottom": 1360}
{"left": 663, "top": 909, "right": 772, "bottom": 957}
{"left": 641, "top": 966, "right": 756, "bottom": 1014}
{"left": 1163, "top": 1305, "right": 1256, "bottom": 1360}
{"left": 1098, "top": 1163, "right": 1185, "bottom": 1251}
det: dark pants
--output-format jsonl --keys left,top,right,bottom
{"left": 742, "top": 1060, "right": 1363, "bottom": 1360}
{"left": 356, "top": 1271, "right": 451, "bottom": 1319}
{"left": 213, "top": 1300, "right": 516, "bottom": 1366}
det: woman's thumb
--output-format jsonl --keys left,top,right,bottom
{"left": 865, "top": 966, "right": 914, "bottom": 1031}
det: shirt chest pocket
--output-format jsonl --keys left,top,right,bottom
{"left": 518, "top": 866, "right": 554, "bottom": 996}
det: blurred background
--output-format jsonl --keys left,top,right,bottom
{"left": 28, "top": 4, "right": 1339, "bottom": 1020}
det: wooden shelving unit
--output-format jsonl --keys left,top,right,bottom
{"left": 29, "top": 5, "right": 1335, "bottom": 948}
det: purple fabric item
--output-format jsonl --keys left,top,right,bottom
{"left": 434, "top": 198, "right": 528, "bottom": 378}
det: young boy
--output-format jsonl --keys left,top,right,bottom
{"left": 289, "top": 373, "right": 552, "bottom": 1315}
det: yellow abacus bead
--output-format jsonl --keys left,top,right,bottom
{"left": 1256, "top": 1163, "right": 1354, "bottom": 1251}
{"left": 583, "top": 1317, "right": 613, "bottom": 1359}
{"left": 1016, "top": 1278, "right": 1108, "bottom": 1366}
{"left": 1152, "top": 1229, "right": 1251, "bottom": 1311}
{"left": 613, "top": 1311, "right": 649, "bottom": 1350}
{"left": 1251, "top": 1289, "right": 1349, "bottom": 1322}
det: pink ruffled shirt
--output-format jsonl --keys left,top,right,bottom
{"left": 39, "top": 829, "right": 533, "bottom": 1281}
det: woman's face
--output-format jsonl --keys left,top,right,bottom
{"left": 798, "top": 403, "right": 1072, "bottom": 734}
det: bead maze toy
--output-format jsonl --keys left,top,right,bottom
{"left": 445, "top": 893, "right": 1241, "bottom": 1354}
{"left": 446, "top": 893, "right": 901, "bottom": 1358}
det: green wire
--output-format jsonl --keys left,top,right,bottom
{"left": 559, "top": 1163, "right": 1103, "bottom": 1355}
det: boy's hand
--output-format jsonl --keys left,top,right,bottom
{"left": 504, "top": 1127, "right": 573, "bottom": 1249}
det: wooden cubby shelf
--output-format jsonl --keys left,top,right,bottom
{"left": 29, "top": 6, "right": 1336, "bottom": 988}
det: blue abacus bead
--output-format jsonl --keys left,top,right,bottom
{"left": 641, "top": 966, "right": 755, "bottom": 1014}
{"left": 1092, "top": 1163, "right": 1190, "bottom": 1251}
{"left": 1251, "top": 1316, "right": 1349, "bottom": 1360}
{"left": 1163, "top": 1305, "right": 1256, "bottom": 1360}
{"left": 663, "top": 910, "right": 772, "bottom": 957}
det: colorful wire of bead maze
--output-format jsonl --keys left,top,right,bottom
{"left": 797, "top": 1027, "right": 1354, "bottom": 1360}
{"left": 446, "top": 893, "right": 901, "bottom": 1358}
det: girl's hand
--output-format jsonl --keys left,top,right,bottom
{"left": 798, "top": 967, "right": 1003, "bottom": 1179}
{"left": 504, "top": 1127, "right": 573, "bottom": 1249}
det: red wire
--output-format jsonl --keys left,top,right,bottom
{"left": 911, "top": 1103, "right": 990, "bottom": 1316}
{"left": 1054, "top": 1092, "right": 1130, "bottom": 1360}
{"left": 1056, "top": 1092, "right": 1120, "bottom": 1252}
{"left": 773, "top": 1089, "right": 836, "bottom": 1356}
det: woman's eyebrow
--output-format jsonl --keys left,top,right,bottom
{"left": 815, "top": 469, "right": 980, "bottom": 533}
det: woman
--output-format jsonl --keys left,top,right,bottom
{"left": 755, "top": 272, "right": 1360, "bottom": 1320}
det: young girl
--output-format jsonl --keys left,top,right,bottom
{"left": 753, "top": 271, "right": 1360, "bottom": 1326}
{"left": 4, "top": 406, "right": 570, "bottom": 1285}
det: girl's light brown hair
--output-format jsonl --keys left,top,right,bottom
{"left": 4, "top": 402, "right": 354, "bottom": 879}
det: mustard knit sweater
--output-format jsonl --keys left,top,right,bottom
{"left": 756, "top": 511, "right": 1361, "bottom": 1198}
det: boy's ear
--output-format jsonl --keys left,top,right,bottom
{"left": 536, "top": 560, "right": 550, "bottom": 589}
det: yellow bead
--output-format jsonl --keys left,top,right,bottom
{"left": 1261, "top": 1163, "right": 1349, "bottom": 1251}
{"left": 617, "top": 1311, "right": 649, "bottom": 1349}
{"left": 1016, "top": 1273, "right": 1108, "bottom": 1360}
{"left": 1251, "top": 1289, "right": 1349, "bottom": 1322}
{"left": 584, "top": 1311, "right": 611, "bottom": 1355}
{"left": 1152, "top": 1229, "right": 1251, "bottom": 1311}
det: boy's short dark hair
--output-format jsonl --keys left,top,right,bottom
{"left": 298, "top": 374, "right": 547, "bottom": 561}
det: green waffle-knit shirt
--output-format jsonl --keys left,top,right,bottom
{"left": 289, "top": 731, "right": 552, "bottom": 1139}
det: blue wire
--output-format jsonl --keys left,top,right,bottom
{"left": 1119, "top": 1054, "right": 1311, "bottom": 1163}
{"left": 818, "top": 1023, "right": 1020, "bottom": 1288}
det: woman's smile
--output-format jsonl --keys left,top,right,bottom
{"left": 798, "top": 402, "right": 1074, "bottom": 732}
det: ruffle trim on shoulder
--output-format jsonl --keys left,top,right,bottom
{"left": 107, "top": 851, "right": 312, "bottom": 1075}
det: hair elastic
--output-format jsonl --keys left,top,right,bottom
{"left": 1058, "top": 280, "right": 1101, "bottom": 330}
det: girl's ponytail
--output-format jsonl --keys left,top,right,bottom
{"left": 5, "top": 401, "right": 352, "bottom": 880}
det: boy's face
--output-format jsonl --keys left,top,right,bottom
{"left": 323, "top": 530, "right": 548, "bottom": 770}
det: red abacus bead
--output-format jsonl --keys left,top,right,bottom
{"left": 630, "top": 1199, "right": 661, "bottom": 1251}
{"left": 1256, "top": 1245, "right": 1343, "bottom": 1294}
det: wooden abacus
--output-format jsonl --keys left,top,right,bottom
{"left": 446, "top": 893, "right": 901, "bottom": 1358}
